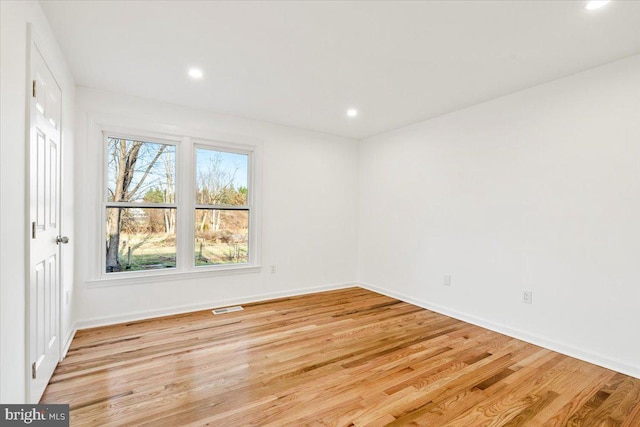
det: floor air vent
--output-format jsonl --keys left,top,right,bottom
{"left": 212, "top": 306, "right": 244, "bottom": 315}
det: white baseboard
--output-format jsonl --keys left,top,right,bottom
{"left": 61, "top": 327, "right": 76, "bottom": 359}
{"left": 75, "top": 282, "right": 358, "bottom": 330}
{"left": 358, "top": 282, "right": 640, "bottom": 380}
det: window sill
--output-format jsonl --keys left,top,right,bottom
{"left": 86, "top": 264, "right": 262, "bottom": 288}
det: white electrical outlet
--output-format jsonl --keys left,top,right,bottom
{"left": 523, "top": 290, "right": 532, "bottom": 304}
{"left": 444, "top": 275, "right": 451, "bottom": 287}
{"left": 270, "top": 265, "right": 276, "bottom": 274}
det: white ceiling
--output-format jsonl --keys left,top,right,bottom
{"left": 41, "top": 0, "right": 640, "bottom": 139}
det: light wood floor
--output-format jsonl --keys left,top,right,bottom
{"left": 42, "top": 288, "right": 640, "bottom": 426}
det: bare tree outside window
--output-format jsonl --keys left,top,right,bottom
{"left": 105, "top": 137, "right": 176, "bottom": 272}
{"left": 195, "top": 148, "right": 249, "bottom": 265}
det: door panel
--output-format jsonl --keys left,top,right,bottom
{"left": 29, "top": 44, "right": 62, "bottom": 404}
{"left": 36, "top": 130, "right": 46, "bottom": 230}
{"left": 49, "top": 140, "right": 57, "bottom": 228}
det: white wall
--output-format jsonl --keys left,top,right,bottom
{"left": 74, "top": 87, "right": 359, "bottom": 326}
{"left": 0, "top": 0, "right": 75, "bottom": 403}
{"left": 358, "top": 54, "right": 640, "bottom": 379}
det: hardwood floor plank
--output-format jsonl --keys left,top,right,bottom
{"left": 533, "top": 367, "right": 616, "bottom": 427}
{"left": 40, "top": 288, "right": 640, "bottom": 426}
{"left": 404, "top": 350, "right": 558, "bottom": 426}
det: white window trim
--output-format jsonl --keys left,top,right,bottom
{"left": 86, "top": 115, "right": 262, "bottom": 286}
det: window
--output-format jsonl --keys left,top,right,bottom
{"left": 105, "top": 136, "right": 177, "bottom": 273}
{"left": 100, "top": 129, "right": 259, "bottom": 280}
{"left": 195, "top": 147, "right": 250, "bottom": 266}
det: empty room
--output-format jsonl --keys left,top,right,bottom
{"left": 1, "top": 0, "right": 640, "bottom": 425}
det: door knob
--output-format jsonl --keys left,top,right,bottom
{"left": 56, "top": 236, "right": 69, "bottom": 245}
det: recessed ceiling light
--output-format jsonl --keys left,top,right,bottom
{"left": 346, "top": 108, "right": 358, "bottom": 118}
{"left": 188, "top": 68, "right": 203, "bottom": 79}
{"left": 585, "top": 0, "right": 611, "bottom": 10}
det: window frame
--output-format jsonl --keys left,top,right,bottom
{"left": 193, "top": 142, "right": 254, "bottom": 268}
{"left": 191, "top": 145, "right": 256, "bottom": 270}
{"left": 102, "top": 132, "right": 180, "bottom": 276}
{"left": 88, "top": 118, "right": 262, "bottom": 286}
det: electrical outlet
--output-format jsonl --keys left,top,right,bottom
{"left": 523, "top": 290, "right": 532, "bottom": 304}
{"left": 444, "top": 275, "right": 451, "bottom": 287}
{"left": 270, "top": 265, "right": 276, "bottom": 274}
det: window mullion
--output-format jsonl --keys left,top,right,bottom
{"left": 194, "top": 204, "right": 250, "bottom": 210}
{"left": 176, "top": 136, "right": 193, "bottom": 272}
{"left": 106, "top": 202, "right": 177, "bottom": 209}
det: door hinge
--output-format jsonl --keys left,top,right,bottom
{"left": 32, "top": 362, "right": 37, "bottom": 379}
{"left": 32, "top": 80, "right": 37, "bottom": 98}
{"left": 32, "top": 222, "right": 36, "bottom": 239}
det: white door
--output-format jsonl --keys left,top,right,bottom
{"left": 28, "top": 44, "right": 63, "bottom": 403}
